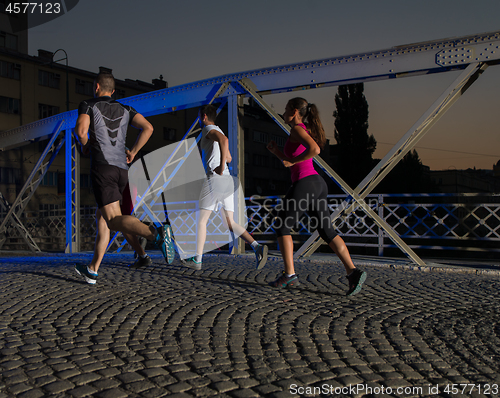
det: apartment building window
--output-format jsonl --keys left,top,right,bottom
{"left": 0, "top": 96, "right": 20, "bottom": 114}
{"left": 75, "top": 79, "right": 93, "bottom": 96}
{"left": 39, "top": 104, "right": 59, "bottom": 119}
{"left": 163, "top": 127, "right": 177, "bottom": 141}
{"left": 0, "top": 31, "right": 18, "bottom": 51}
{"left": 0, "top": 61, "right": 20, "bottom": 80}
{"left": 39, "top": 204, "right": 59, "bottom": 217}
{"left": 0, "top": 167, "right": 21, "bottom": 184}
{"left": 271, "top": 135, "right": 286, "bottom": 147}
{"left": 253, "top": 154, "right": 269, "bottom": 167}
{"left": 41, "top": 171, "right": 58, "bottom": 186}
{"left": 253, "top": 130, "right": 269, "bottom": 144}
{"left": 38, "top": 70, "right": 60, "bottom": 89}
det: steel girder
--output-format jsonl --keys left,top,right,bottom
{"left": 294, "top": 62, "right": 489, "bottom": 262}
{"left": 0, "top": 191, "right": 41, "bottom": 252}
{"left": 0, "top": 120, "right": 65, "bottom": 251}
{"left": 64, "top": 129, "right": 80, "bottom": 253}
{"left": 1, "top": 30, "right": 499, "bottom": 150}
{"left": 234, "top": 79, "right": 429, "bottom": 265}
{"left": 0, "top": 30, "right": 499, "bottom": 254}
{"left": 227, "top": 94, "right": 245, "bottom": 254}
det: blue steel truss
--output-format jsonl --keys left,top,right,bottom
{"left": 0, "top": 30, "right": 499, "bottom": 264}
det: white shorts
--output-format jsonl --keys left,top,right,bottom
{"left": 199, "top": 174, "right": 235, "bottom": 212}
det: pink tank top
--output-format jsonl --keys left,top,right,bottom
{"left": 283, "top": 123, "right": 318, "bottom": 183}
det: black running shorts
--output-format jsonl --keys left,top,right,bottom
{"left": 274, "top": 174, "right": 338, "bottom": 243}
{"left": 91, "top": 164, "right": 129, "bottom": 208}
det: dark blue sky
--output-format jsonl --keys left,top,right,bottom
{"left": 29, "top": 0, "right": 500, "bottom": 170}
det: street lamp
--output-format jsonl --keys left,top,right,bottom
{"left": 52, "top": 49, "right": 69, "bottom": 112}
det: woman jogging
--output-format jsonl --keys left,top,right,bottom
{"left": 266, "top": 97, "right": 366, "bottom": 296}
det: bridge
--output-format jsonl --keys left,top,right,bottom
{"left": 1, "top": 30, "right": 499, "bottom": 265}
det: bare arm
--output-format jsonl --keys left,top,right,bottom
{"left": 267, "top": 126, "right": 320, "bottom": 168}
{"left": 75, "top": 114, "right": 90, "bottom": 153}
{"left": 206, "top": 129, "right": 230, "bottom": 175}
{"left": 267, "top": 140, "right": 287, "bottom": 161}
{"left": 127, "top": 114, "right": 154, "bottom": 164}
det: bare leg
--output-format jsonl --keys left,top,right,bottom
{"left": 328, "top": 235, "right": 356, "bottom": 274}
{"left": 99, "top": 201, "right": 156, "bottom": 240}
{"left": 277, "top": 235, "right": 355, "bottom": 276}
{"left": 88, "top": 209, "right": 110, "bottom": 274}
{"left": 278, "top": 235, "right": 295, "bottom": 275}
{"left": 221, "top": 210, "right": 256, "bottom": 245}
{"left": 196, "top": 209, "right": 212, "bottom": 257}
{"left": 123, "top": 232, "right": 147, "bottom": 257}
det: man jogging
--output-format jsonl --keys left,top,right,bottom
{"left": 74, "top": 72, "right": 174, "bottom": 284}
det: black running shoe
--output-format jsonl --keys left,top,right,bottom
{"left": 255, "top": 244, "right": 268, "bottom": 270}
{"left": 134, "top": 236, "right": 148, "bottom": 259}
{"left": 130, "top": 255, "right": 152, "bottom": 269}
{"left": 346, "top": 269, "right": 367, "bottom": 296}
{"left": 269, "top": 272, "right": 299, "bottom": 288}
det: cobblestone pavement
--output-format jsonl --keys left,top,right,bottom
{"left": 1, "top": 252, "right": 500, "bottom": 398}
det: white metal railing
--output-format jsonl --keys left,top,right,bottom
{"left": 1, "top": 193, "right": 498, "bottom": 255}
{"left": 247, "top": 193, "right": 500, "bottom": 255}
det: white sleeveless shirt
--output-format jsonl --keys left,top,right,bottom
{"left": 200, "top": 124, "right": 230, "bottom": 176}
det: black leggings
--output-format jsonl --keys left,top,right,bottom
{"left": 274, "top": 174, "right": 338, "bottom": 243}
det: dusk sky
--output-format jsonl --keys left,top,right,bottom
{"left": 28, "top": 0, "right": 500, "bottom": 171}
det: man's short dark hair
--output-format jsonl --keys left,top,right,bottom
{"left": 199, "top": 104, "right": 217, "bottom": 122}
{"left": 95, "top": 72, "right": 115, "bottom": 93}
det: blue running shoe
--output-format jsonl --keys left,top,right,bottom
{"left": 75, "top": 264, "right": 97, "bottom": 284}
{"left": 154, "top": 224, "right": 175, "bottom": 264}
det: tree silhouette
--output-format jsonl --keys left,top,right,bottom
{"left": 333, "top": 83, "right": 377, "bottom": 188}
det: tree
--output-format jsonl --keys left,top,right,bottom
{"left": 333, "top": 83, "right": 377, "bottom": 188}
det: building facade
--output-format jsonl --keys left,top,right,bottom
{"left": 0, "top": 16, "right": 191, "bottom": 215}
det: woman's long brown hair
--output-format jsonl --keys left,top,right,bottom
{"left": 288, "top": 97, "right": 326, "bottom": 149}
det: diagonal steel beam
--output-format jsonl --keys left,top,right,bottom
{"left": 0, "top": 192, "right": 41, "bottom": 252}
{"left": 297, "top": 62, "right": 488, "bottom": 259}
{"left": 358, "top": 62, "right": 487, "bottom": 199}
{"left": 0, "top": 120, "right": 65, "bottom": 251}
{"left": 236, "top": 78, "right": 427, "bottom": 265}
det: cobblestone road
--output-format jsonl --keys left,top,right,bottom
{"left": 1, "top": 252, "right": 499, "bottom": 398}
